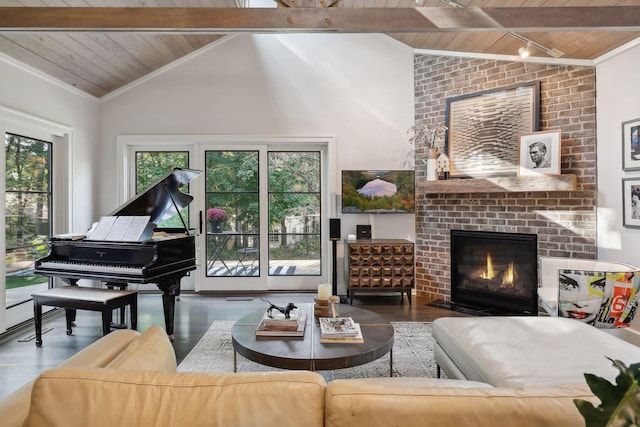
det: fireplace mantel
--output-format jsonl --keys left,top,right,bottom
{"left": 418, "top": 174, "right": 577, "bottom": 194}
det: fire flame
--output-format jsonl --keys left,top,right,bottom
{"left": 480, "top": 253, "right": 518, "bottom": 287}
{"left": 480, "top": 253, "right": 495, "bottom": 279}
{"left": 502, "top": 262, "right": 516, "bottom": 287}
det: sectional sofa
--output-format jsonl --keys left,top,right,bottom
{"left": 0, "top": 322, "right": 611, "bottom": 427}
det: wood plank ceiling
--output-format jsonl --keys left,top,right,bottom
{"left": 0, "top": 1, "right": 638, "bottom": 98}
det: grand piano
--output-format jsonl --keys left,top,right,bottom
{"left": 35, "top": 167, "right": 202, "bottom": 340}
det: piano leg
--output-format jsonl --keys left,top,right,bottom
{"left": 158, "top": 275, "right": 182, "bottom": 342}
{"left": 161, "top": 293, "right": 175, "bottom": 341}
{"left": 34, "top": 301, "right": 43, "bottom": 347}
{"left": 65, "top": 309, "right": 76, "bottom": 335}
{"left": 65, "top": 279, "right": 79, "bottom": 327}
{"left": 131, "top": 296, "right": 138, "bottom": 331}
{"left": 105, "top": 282, "right": 128, "bottom": 329}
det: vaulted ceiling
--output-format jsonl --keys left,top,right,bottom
{"left": 1, "top": 1, "right": 639, "bottom": 98}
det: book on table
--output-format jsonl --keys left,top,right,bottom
{"left": 261, "top": 307, "right": 300, "bottom": 330}
{"left": 320, "top": 322, "right": 364, "bottom": 344}
{"left": 319, "top": 317, "right": 360, "bottom": 338}
{"left": 255, "top": 312, "right": 306, "bottom": 337}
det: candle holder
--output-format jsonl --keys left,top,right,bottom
{"left": 313, "top": 297, "right": 331, "bottom": 318}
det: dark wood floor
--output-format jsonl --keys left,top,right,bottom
{"left": 0, "top": 291, "right": 466, "bottom": 400}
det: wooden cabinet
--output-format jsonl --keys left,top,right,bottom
{"left": 347, "top": 239, "right": 414, "bottom": 305}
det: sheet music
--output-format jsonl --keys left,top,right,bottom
{"left": 86, "top": 215, "right": 152, "bottom": 242}
{"left": 86, "top": 216, "right": 118, "bottom": 240}
{"left": 117, "top": 216, "right": 153, "bottom": 242}
{"left": 104, "top": 216, "right": 134, "bottom": 241}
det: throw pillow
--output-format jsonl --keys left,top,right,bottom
{"left": 557, "top": 269, "right": 640, "bottom": 328}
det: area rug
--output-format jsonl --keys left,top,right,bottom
{"left": 177, "top": 321, "right": 439, "bottom": 381}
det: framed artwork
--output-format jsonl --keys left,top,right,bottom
{"left": 445, "top": 81, "right": 540, "bottom": 178}
{"left": 517, "top": 129, "right": 562, "bottom": 176}
{"left": 622, "top": 177, "right": 640, "bottom": 228}
{"left": 622, "top": 118, "right": 640, "bottom": 171}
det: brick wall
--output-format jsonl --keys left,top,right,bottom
{"left": 414, "top": 55, "right": 597, "bottom": 304}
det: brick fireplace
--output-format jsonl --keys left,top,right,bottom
{"left": 413, "top": 56, "right": 597, "bottom": 312}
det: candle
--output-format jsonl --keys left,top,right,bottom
{"left": 317, "top": 283, "right": 331, "bottom": 300}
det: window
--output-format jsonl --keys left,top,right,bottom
{"left": 4, "top": 133, "right": 51, "bottom": 309}
{"left": 205, "top": 150, "right": 260, "bottom": 277}
{"left": 134, "top": 151, "right": 190, "bottom": 227}
{"left": 268, "top": 151, "right": 321, "bottom": 276}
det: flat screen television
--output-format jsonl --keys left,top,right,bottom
{"left": 341, "top": 170, "right": 415, "bottom": 214}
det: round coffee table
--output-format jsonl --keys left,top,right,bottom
{"left": 231, "top": 303, "right": 394, "bottom": 374}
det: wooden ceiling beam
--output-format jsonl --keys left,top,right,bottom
{"left": 0, "top": 7, "right": 639, "bottom": 33}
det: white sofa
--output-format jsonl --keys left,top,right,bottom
{"left": 433, "top": 316, "right": 640, "bottom": 388}
{"left": 432, "top": 257, "right": 640, "bottom": 404}
{"left": 537, "top": 256, "right": 637, "bottom": 316}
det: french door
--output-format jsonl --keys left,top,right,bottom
{"left": 196, "top": 142, "right": 330, "bottom": 292}
{"left": 124, "top": 136, "right": 334, "bottom": 293}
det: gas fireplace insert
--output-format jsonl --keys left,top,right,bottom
{"left": 450, "top": 230, "right": 538, "bottom": 315}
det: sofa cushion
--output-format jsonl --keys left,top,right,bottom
{"left": 0, "top": 328, "right": 141, "bottom": 427}
{"left": 337, "top": 377, "right": 493, "bottom": 388}
{"left": 325, "top": 381, "right": 596, "bottom": 427}
{"left": 60, "top": 328, "right": 142, "bottom": 368}
{"left": 26, "top": 368, "right": 326, "bottom": 427}
{"left": 432, "top": 316, "right": 640, "bottom": 387}
{"left": 105, "top": 325, "right": 176, "bottom": 372}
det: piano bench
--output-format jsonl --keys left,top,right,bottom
{"left": 31, "top": 286, "right": 138, "bottom": 347}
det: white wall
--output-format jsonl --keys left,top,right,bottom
{"left": 0, "top": 55, "right": 99, "bottom": 232}
{"left": 98, "top": 33, "right": 416, "bottom": 278}
{"left": 596, "top": 43, "right": 640, "bottom": 267}
{"left": 0, "top": 54, "right": 98, "bottom": 330}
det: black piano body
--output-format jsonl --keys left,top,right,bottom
{"left": 35, "top": 168, "right": 202, "bottom": 339}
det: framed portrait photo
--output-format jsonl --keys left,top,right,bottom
{"left": 622, "top": 177, "right": 640, "bottom": 228}
{"left": 517, "top": 129, "right": 562, "bottom": 176}
{"left": 622, "top": 118, "right": 640, "bottom": 171}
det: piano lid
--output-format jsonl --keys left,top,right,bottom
{"left": 109, "top": 168, "right": 202, "bottom": 225}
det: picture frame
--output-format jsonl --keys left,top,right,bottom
{"left": 622, "top": 118, "right": 640, "bottom": 171}
{"left": 517, "top": 129, "right": 562, "bottom": 176}
{"left": 622, "top": 177, "right": 640, "bottom": 229}
{"left": 445, "top": 81, "right": 540, "bottom": 178}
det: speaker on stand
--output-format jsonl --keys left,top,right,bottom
{"left": 329, "top": 218, "right": 345, "bottom": 302}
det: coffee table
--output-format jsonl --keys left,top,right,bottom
{"left": 231, "top": 303, "right": 395, "bottom": 375}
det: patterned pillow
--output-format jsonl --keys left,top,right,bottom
{"left": 557, "top": 269, "right": 639, "bottom": 328}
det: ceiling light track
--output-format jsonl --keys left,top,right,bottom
{"left": 508, "top": 31, "right": 564, "bottom": 58}
{"left": 440, "top": 0, "right": 564, "bottom": 58}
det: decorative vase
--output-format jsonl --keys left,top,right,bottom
{"left": 426, "top": 148, "right": 438, "bottom": 181}
{"left": 210, "top": 221, "right": 223, "bottom": 233}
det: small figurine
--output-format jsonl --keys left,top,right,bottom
{"left": 437, "top": 153, "right": 450, "bottom": 180}
{"left": 329, "top": 295, "right": 340, "bottom": 318}
{"left": 261, "top": 299, "right": 298, "bottom": 319}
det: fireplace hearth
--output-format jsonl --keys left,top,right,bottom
{"left": 450, "top": 230, "right": 538, "bottom": 315}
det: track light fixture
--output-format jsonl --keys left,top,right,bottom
{"left": 509, "top": 32, "right": 564, "bottom": 58}
{"left": 441, "top": 0, "right": 565, "bottom": 59}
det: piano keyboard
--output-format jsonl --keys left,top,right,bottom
{"left": 38, "top": 261, "right": 144, "bottom": 276}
